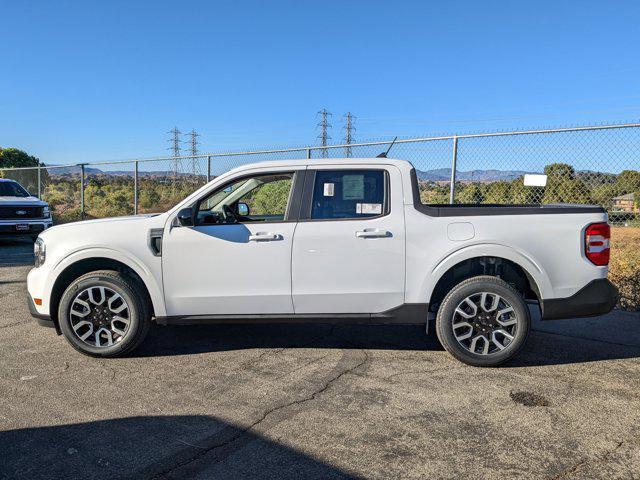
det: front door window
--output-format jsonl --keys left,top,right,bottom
{"left": 197, "top": 173, "right": 293, "bottom": 225}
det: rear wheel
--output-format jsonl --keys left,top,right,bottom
{"left": 58, "top": 270, "right": 150, "bottom": 357}
{"left": 436, "top": 275, "right": 530, "bottom": 367}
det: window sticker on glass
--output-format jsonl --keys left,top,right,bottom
{"left": 323, "top": 183, "right": 335, "bottom": 197}
{"left": 356, "top": 203, "right": 382, "bottom": 215}
{"left": 342, "top": 175, "right": 364, "bottom": 200}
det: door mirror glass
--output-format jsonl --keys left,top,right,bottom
{"left": 237, "top": 202, "right": 250, "bottom": 216}
{"left": 176, "top": 207, "right": 194, "bottom": 227}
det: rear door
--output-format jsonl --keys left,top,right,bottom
{"left": 291, "top": 165, "right": 406, "bottom": 314}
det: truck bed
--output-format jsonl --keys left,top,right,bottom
{"left": 409, "top": 168, "right": 606, "bottom": 217}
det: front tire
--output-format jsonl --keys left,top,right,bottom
{"left": 436, "top": 276, "right": 531, "bottom": 367}
{"left": 58, "top": 270, "right": 150, "bottom": 357}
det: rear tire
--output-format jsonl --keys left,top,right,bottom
{"left": 436, "top": 275, "right": 530, "bottom": 367}
{"left": 58, "top": 270, "right": 150, "bottom": 357}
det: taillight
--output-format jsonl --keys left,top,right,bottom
{"left": 585, "top": 222, "right": 610, "bottom": 266}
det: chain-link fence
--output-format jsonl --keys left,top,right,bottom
{"left": 1, "top": 122, "right": 639, "bottom": 225}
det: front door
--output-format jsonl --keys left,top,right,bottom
{"left": 291, "top": 166, "right": 406, "bottom": 314}
{"left": 162, "top": 168, "right": 302, "bottom": 316}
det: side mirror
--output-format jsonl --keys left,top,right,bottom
{"left": 237, "top": 202, "right": 249, "bottom": 217}
{"left": 176, "top": 207, "right": 194, "bottom": 227}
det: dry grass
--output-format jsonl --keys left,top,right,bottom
{"left": 610, "top": 227, "right": 640, "bottom": 310}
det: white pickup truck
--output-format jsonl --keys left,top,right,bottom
{"left": 0, "top": 178, "right": 53, "bottom": 241}
{"left": 27, "top": 158, "right": 618, "bottom": 366}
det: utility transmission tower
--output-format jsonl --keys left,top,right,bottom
{"left": 167, "top": 127, "right": 183, "bottom": 191}
{"left": 187, "top": 129, "right": 200, "bottom": 176}
{"left": 342, "top": 112, "right": 356, "bottom": 157}
{"left": 316, "top": 109, "right": 332, "bottom": 158}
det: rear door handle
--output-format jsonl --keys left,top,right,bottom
{"left": 249, "top": 232, "right": 280, "bottom": 242}
{"left": 355, "top": 229, "right": 391, "bottom": 238}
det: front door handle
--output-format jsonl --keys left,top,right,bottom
{"left": 355, "top": 229, "right": 391, "bottom": 238}
{"left": 249, "top": 232, "right": 280, "bottom": 242}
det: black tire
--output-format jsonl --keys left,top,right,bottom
{"left": 58, "top": 270, "right": 151, "bottom": 357}
{"left": 435, "top": 275, "right": 530, "bottom": 367}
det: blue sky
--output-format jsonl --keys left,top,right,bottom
{"left": 1, "top": 0, "right": 640, "bottom": 166}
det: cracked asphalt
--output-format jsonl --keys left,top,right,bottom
{"left": 1, "top": 238, "right": 639, "bottom": 480}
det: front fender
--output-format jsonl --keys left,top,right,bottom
{"left": 422, "top": 243, "right": 554, "bottom": 304}
{"left": 45, "top": 247, "right": 166, "bottom": 317}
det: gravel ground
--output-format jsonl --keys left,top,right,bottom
{"left": 1, "top": 238, "right": 639, "bottom": 480}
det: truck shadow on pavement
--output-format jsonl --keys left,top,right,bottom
{"left": 135, "top": 312, "right": 640, "bottom": 368}
{"left": 0, "top": 415, "right": 359, "bottom": 480}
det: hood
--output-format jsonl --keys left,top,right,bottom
{"left": 44, "top": 213, "right": 160, "bottom": 232}
{"left": 79, "top": 213, "right": 159, "bottom": 225}
{"left": 0, "top": 196, "right": 48, "bottom": 206}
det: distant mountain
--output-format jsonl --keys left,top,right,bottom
{"left": 48, "top": 166, "right": 199, "bottom": 178}
{"left": 48, "top": 165, "right": 103, "bottom": 175}
{"left": 47, "top": 165, "right": 598, "bottom": 183}
{"left": 415, "top": 168, "right": 533, "bottom": 182}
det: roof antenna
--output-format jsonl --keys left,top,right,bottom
{"left": 376, "top": 137, "right": 398, "bottom": 158}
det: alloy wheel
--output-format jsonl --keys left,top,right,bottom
{"left": 69, "top": 286, "right": 131, "bottom": 347}
{"left": 451, "top": 292, "right": 518, "bottom": 356}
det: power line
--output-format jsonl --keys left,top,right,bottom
{"left": 167, "top": 127, "right": 183, "bottom": 158}
{"left": 316, "top": 109, "right": 332, "bottom": 158}
{"left": 187, "top": 129, "right": 200, "bottom": 175}
{"left": 342, "top": 112, "right": 356, "bottom": 157}
{"left": 167, "top": 127, "right": 183, "bottom": 190}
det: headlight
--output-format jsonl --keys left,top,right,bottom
{"left": 43, "top": 206, "right": 50, "bottom": 218}
{"left": 34, "top": 238, "right": 46, "bottom": 267}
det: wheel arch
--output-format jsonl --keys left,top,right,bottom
{"left": 424, "top": 244, "right": 551, "bottom": 313}
{"left": 48, "top": 250, "right": 163, "bottom": 329}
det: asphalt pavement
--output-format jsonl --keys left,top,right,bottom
{"left": 1, "top": 238, "right": 639, "bottom": 480}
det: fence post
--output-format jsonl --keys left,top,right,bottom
{"left": 37, "top": 166, "right": 42, "bottom": 199}
{"left": 306, "top": 148, "right": 312, "bottom": 159}
{"left": 207, "top": 155, "right": 212, "bottom": 182}
{"left": 449, "top": 136, "right": 458, "bottom": 204}
{"left": 134, "top": 161, "right": 139, "bottom": 215}
{"left": 80, "top": 164, "right": 85, "bottom": 220}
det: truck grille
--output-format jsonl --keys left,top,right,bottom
{"left": 0, "top": 206, "right": 44, "bottom": 219}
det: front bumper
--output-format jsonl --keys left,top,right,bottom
{"left": 0, "top": 219, "right": 53, "bottom": 237}
{"left": 27, "top": 292, "right": 57, "bottom": 331}
{"left": 541, "top": 279, "right": 619, "bottom": 320}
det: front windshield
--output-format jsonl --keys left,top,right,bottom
{"left": 0, "top": 181, "right": 30, "bottom": 197}
{"left": 200, "top": 178, "right": 250, "bottom": 211}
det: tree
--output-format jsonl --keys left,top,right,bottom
{"left": 0, "top": 147, "right": 43, "bottom": 169}
{"left": 591, "top": 183, "right": 622, "bottom": 209}
{"left": 510, "top": 178, "right": 542, "bottom": 204}
{"left": 246, "top": 179, "right": 291, "bottom": 215}
{"left": 457, "top": 183, "right": 484, "bottom": 204}
{"left": 542, "top": 162, "right": 592, "bottom": 204}
{"left": 419, "top": 183, "right": 449, "bottom": 204}
{"left": 484, "top": 181, "right": 512, "bottom": 204}
{"left": 616, "top": 170, "right": 640, "bottom": 193}
{"left": 0, "top": 147, "right": 48, "bottom": 194}
{"left": 544, "top": 163, "right": 575, "bottom": 179}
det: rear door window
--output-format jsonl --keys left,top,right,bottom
{"left": 310, "top": 170, "right": 387, "bottom": 220}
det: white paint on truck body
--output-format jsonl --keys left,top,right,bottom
{"left": 27, "top": 158, "right": 609, "bottom": 320}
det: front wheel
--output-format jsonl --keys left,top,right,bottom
{"left": 58, "top": 270, "right": 150, "bottom": 357}
{"left": 436, "top": 276, "right": 531, "bottom": 367}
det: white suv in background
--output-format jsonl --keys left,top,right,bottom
{"left": 0, "top": 179, "right": 53, "bottom": 241}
